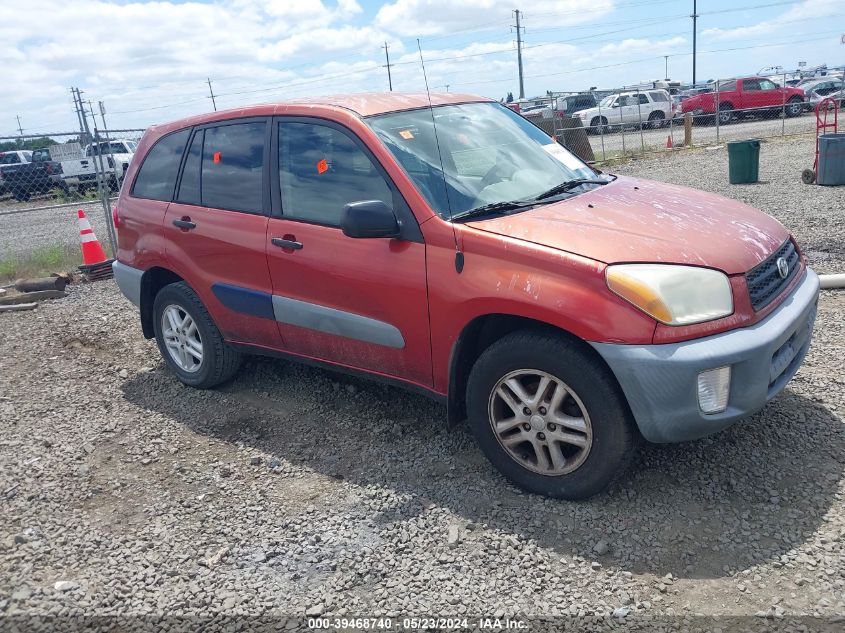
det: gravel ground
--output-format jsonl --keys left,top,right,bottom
{"left": 1, "top": 136, "right": 844, "bottom": 631}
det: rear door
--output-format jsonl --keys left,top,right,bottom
{"left": 163, "top": 118, "right": 283, "bottom": 349}
{"left": 264, "top": 117, "right": 432, "bottom": 387}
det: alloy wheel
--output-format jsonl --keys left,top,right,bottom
{"left": 488, "top": 369, "right": 593, "bottom": 476}
{"left": 161, "top": 304, "right": 203, "bottom": 373}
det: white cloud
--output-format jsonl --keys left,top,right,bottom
{"left": 702, "top": 0, "right": 842, "bottom": 41}
{"left": 376, "top": 0, "right": 614, "bottom": 37}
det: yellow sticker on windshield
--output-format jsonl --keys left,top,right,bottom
{"left": 399, "top": 129, "right": 414, "bottom": 140}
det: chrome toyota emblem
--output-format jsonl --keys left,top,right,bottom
{"left": 776, "top": 257, "right": 789, "bottom": 279}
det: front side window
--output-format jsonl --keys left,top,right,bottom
{"left": 201, "top": 121, "right": 265, "bottom": 213}
{"left": 368, "top": 102, "right": 595, "bottom": 219}
{"left": 132, "top": 129, "right": 190, "bottom": 201}
{"left": 637, "top": 94, "right": 649, "bottom": 105}
{"left": 743, "top": 79, "right": 761, "bottom": 91}
{"left": 278, "top": 121, "right": 392, "bottom": 227}
{"left": 759, "top": 80, "right": 777, "bottom": 91}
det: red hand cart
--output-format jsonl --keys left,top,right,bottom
{"left": 802, "top": 96, "right": 840, "bottom": 184}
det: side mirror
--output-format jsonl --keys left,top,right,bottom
{"left": 611, "top": 102, "right": 620, "bottom": 108}
{"left": 341, "top": 200, "right": 400, "bottom": 239}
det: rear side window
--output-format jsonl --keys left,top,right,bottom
{"left": 649, "top": 91, "right": 669, "bottom": 102}
{"left": 0, "top": 153, "right": 20, "bottom": 164}
{"left": 132, "top": 129, "right": 190, "bottom": 201}
{"left": 200, "top": 122, "right": 265, "bottom": 213}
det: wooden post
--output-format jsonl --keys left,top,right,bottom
{"left": 684, "top": 112, "right": 693, "bottom": 147}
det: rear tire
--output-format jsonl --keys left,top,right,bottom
{"left": 152, "top": 281, "right": 241, "bottom": 389}
{"left": 648, "top": 111, "right": 665, "bottom": 129}
{"left": 466, "top": 330, "right": 637, "bottom": 500}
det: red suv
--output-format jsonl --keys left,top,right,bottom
{"left": 113, "top": 93, "right": 819, "bottom": 499}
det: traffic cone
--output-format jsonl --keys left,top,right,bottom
{"left": 666, "top": 134, "right": 674, "bottom": 149}
{"left": 77, "top": 209, "right": 108, "bottom": 265}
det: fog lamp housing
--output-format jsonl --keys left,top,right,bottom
{"left": 697, "top": 366, "right": 731, "bottom": 414}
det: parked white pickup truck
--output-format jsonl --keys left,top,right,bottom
{"left": 85, "top": 139, "right": 137, "bottom": 186}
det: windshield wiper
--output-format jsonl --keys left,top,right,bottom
{"left": 533, "top": 178, "right": 611, "bottom": 201}
{"left": 451, "top": 199, "right": 536, "bottom": 222}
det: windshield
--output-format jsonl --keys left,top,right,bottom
{"left": 599, "top": 95, "right": 615, "bottom": 108}
{"left": 367, "top": 102, "right": 595, "bottom": 219}
{"left": 88, "top": 142, "right": 130, "bottom": 156}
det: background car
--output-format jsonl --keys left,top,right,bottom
{"left": 801, "top": 78, "right": 845, "bottom": 110}
{"left": 572, "top": 89, "right": 673, "bottom": 134}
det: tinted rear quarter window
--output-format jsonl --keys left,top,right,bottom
{"left": 132, "top": 129, "right": 190, "bottom": 201}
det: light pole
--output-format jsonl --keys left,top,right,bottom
{"left": 664, "top": 56, "right": 669, "bottom": 80}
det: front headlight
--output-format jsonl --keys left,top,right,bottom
{"left": 606, "top": 264, "right": 733, "bottom": 325}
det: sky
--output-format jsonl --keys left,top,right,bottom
{"left": 1, "top": 0, "right": 843, "bottom": 135}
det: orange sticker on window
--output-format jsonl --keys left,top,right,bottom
{"left": 213, "top": 151, "right": 221, "bottom": 164}
{"left": 317, "top": 158, "right": 328, "bottom": 174}
{"left": 399, "top": 129, "right": 414, "bottom": 140}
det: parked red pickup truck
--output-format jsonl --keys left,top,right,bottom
{"left": 113, "top": 93, "right": 819, "bottom": 499}
{"left": 682, "top": 77, "right": 806, "bottom": 124}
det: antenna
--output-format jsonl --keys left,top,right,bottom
{"left": 417, "top": 39, "right": 461, "bottom": 265}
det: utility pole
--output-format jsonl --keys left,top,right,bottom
{"left": 207, "top": 78, "right": 217, "bottom": 111}
{"left": 691, "top": 0, "right": 698, "bottom": 84}
{"left": 513, "top": 9, "right": 525, "bottom": 99}
{"left": 382, "top": 42, "right": 393, "bottom": 91}
{"left": 15, "top": 115, "right": 23, "bottom": 136}
{"left": 445, "top": 84, "right": 450, "bottom": 92}
{"left": 664, "top": 56, "right": 669, "bottom": 80}
{"left": 73, "top": 87, "right": 93, "bottom": 145}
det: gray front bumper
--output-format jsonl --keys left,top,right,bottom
{"left": 591, "top": 268, "right": 820, "bottom": 443}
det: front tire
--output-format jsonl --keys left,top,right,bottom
{"left": 466, "top": 331, "right": 637, "bottom": 500}
{"left": 785, "top": 98, "right": 803, "bottom": 117}
{"left": 153, "top": 281, "right": 241, "bottom": 389}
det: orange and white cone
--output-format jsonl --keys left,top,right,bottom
{"left": 77, "top": 209, "right": 108, "bottom": 265}
{"left": 666, "top": 134, "right": 674, "bottom": 149}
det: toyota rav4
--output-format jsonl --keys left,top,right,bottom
{"left": 113, "top": 93, "right": 819, "bottom": 499}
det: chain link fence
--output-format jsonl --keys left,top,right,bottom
{"left": 522, "top": 71, "right": 842, "bottom": 163}
{"left": 0, "top": 126, "right": 144, "bottom": 271}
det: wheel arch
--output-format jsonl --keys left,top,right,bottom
{"left": 446, "top": 313, "right": 622, "bottom": 426}
{"left": 139, "top": 266, "right": 185, "bottom": 339}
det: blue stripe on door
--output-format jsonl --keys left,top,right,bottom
{"left": 211, "top": 283, "right": 275, "bottom": 320}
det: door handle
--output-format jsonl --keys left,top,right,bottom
{"left": 271, "top": 237, "right": 303, "bottom": 250}
{"left": 173, "top": 219, "right": 196, "bottom": 230}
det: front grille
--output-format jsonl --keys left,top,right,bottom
{"left": 746, "top": 239, "right": 800, "bottom": 311}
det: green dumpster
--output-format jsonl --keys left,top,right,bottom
{"left": 727, "top": 139, "right": 760, "bottom": 184}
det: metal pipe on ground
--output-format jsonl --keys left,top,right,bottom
{"left": 819, "top": 274, "right": 845, "bottom": 290}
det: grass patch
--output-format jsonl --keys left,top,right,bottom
{"left": 0, "top": 243, "right": 83, "bottom": 283}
